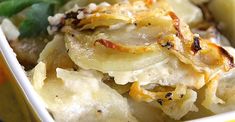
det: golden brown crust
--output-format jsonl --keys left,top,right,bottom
{"left": 60, "top": 0, "right": 235, "bottom": 82}
{"left": 215, "top": 44, "right": 235, "bottom": 70}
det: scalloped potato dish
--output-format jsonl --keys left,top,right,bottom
{"left": 1, "top": 0, "right": 235, "bottom": 121}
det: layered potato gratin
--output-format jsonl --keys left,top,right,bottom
{"left": 1, "top": 0, "right": 235, "bottom": 121}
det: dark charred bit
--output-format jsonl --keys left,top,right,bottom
{"left": 67, "top": 49, "right": 69, "bottom": 53}
{"left": 65, "top": 9, "right": 86, "bottom": 26}
{"left": 180, "top": 94, "right": 184, "bottom": 98}
{"left": 168, "top": 11, "right": 184, "bottom": 39}
{"left": 65, "top": 11, "right": 78, "bottom": 19}
{"left": 72, "top": 19, "right": 81, "bottom": 25}
{"left": 97, "top": 110, "right": 102, "bottom": 113}
{"left": 73, "top": 67, "right": 78, "bottom": 71}
{"left": 161, "top": 42, "right": 173, "bottom": 49}
{"left": 191, "top": 36, "right": 202, "bottom": 54}
{"left": 168, "top": 98, "right": 172, "bottom": 100}
{"left": 148, "top": 23, "right": 151, "bottom": 26}
{"left": 73, "top": 66, "right": 79, "bottom": 71}
{"left": 157, "top": 99, "right": 163, "bottom": 106}
{"left": 134, "top": 23, "right": 137, "bottom": 26}
{"left": 219, "top": 47, "right": 235, "bottom": 68}
{"left": 102, "top": 73, "right": 115, "bottom": 82}
{"left": 165, "top": 92, "right": 172, "bottom": 98}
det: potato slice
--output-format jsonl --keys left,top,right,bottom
{"left": 64, "top": 27, "right": 168, "bottom": 72}
{"left": 28, "top": 62, "right": 46, "bottom": 90}
{"left": 38, "top": 34, "right": 76, "bottom": 76}
{"left": 50, "top": 68, "right": 137, "bottom": 122}
{"left": 202, "top": 47, "right": 235, "bottom": 114}
{"left": 167, "top": 0, "right": 203, "bottom": 26}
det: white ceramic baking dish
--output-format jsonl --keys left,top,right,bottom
{"left": 0, "top": 26, "right": 235, "bottom": 122}
{"left": 0, "top": 26, "right": 54, "bottom": 122}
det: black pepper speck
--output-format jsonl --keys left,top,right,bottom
{"left": 165, "top": 92, "right": 172, "bottom": 98}
{"left": 161, "top": 42, "right": 173, "bottom": 49}
{"left": 97, "top": 110, "right": 102, "bottom": 113}
{"left": 157, "top": 99, "right": 163, "bottom": 105}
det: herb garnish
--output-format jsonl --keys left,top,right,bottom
{"left": 0, "top": 0, "right": 67, "bottom": 38}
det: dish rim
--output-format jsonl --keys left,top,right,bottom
{"left": 0, "top": 27, "right": 54, "bottom": 122}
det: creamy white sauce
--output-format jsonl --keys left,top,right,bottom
{"left": 108, "top": 55, "right": 205, "bottom": 89}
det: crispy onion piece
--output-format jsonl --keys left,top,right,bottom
{"left": 64, "top": 26, "right": 168, "bottom": 72}
{"left": 129, "top": 82, "right": 198, "bottom": 120}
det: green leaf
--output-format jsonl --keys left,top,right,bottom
{"left": 19, "top": 3, "right": 54, "bottom": 37}
{"left": 0, "top": 0, "right": 59, "bottom": 17}
{"left": 53, "top": 0, "right": 67, "bottom": 5}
